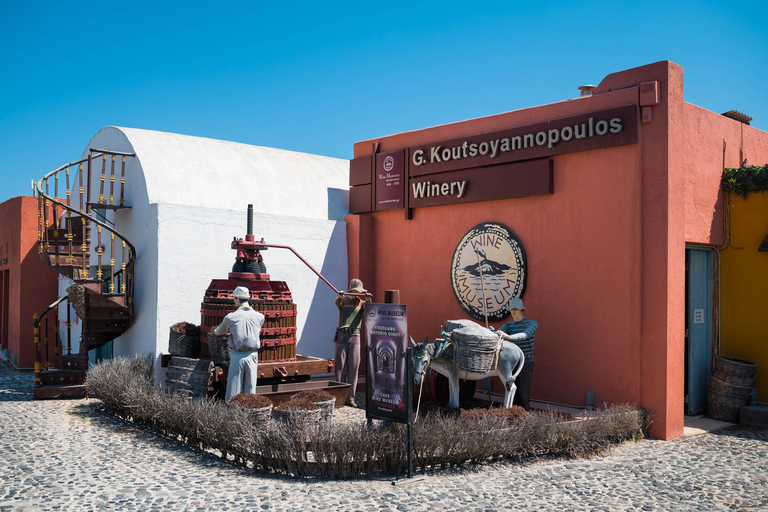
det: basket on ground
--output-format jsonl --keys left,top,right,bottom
{"left": 229, "top": 393, "right": 273, "bottom": 425}
{"left": 166, "top": 379, "right": 207, "bottom": 398}
{"left": 170, "top": 356, "right": 213, "bottom": 372}
{"left": 713, "top": 356, "right": 756, "bottom": 388}
{"left": 166, "top": 359, "right": 213, "bottom": 399}
{"left": 707, "top": 385, "right": 747, "bottom": 423}
{"left": 707, "top": 355, "right": 756, "bottom": 422}
{"left": 291, "top": 390, "right": 335, "bottom": 429}
{"left": 273, "top": 400, "right": 321, "bottom": 437}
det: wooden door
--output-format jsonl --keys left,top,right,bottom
{"left": 686, "top": 247, "right": 713, "bottom": 415}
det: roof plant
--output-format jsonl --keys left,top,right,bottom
{"left": 722, "top": 161, "right": 768, "bottom": 198}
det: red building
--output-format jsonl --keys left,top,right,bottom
{"left": 346, "top": 61, "right": 768, "bottom": 440}
{"left": 0, "top": 196, "right": 59, "bottom": 370}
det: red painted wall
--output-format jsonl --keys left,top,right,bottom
{"left": 0, "top": 196, "right": 60, "bottom": 369}
{"left": 684, "top": 101, "right": 768, "bottom": 403}
{"left": 349, "top": 61, "right": 704, "bottom": 440}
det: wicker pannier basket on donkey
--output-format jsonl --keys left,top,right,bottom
{"left": 443, "top": 319, "right": 501, "bottom": 374}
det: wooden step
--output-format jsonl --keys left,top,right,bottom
{"left": 44, "top": 226, "right": 89, "bottom": 244}
{"left": 47, "top": 253, "right": 86, "bottom": 265}
{"left": 46, "top": 255, "right": 88, "bottom": 279}
{"left": 33, "top": 384, "right": 87, "bottom": 400}
{"left": 54, "top": 354, "right": 88, "bottom": 370}
{"left": 88, "top": 202, "right": 131, "bottom": 210}
{"left": 86, "top": 319, "right": 132, "bottom": 332}
{"left": 40, "top": 369, "right": 86, "bottom": 386}
{"left": 86, "top": 305, "right": 132, "bottom": 321}
{"left": 85, "top": 330, "right": 128, "bottom": 350}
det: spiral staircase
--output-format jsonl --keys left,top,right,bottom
{"left": 33, "top": 149, "right": 136, "bottom": 399}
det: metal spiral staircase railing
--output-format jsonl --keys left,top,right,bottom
{"left": 33, "top": 149, "right": 136, "bottom": 399}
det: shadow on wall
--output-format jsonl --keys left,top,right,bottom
{"left": 299, "top": 221, "right": 347, "bottom": 359}
{"left": 328, "top": 187, "right": 350, "bottom": 221}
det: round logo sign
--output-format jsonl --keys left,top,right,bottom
{"left": 450, "top": 222, "right": 526, "bottom": 322}
{"left": 383, "top": 155, "right": 395, "bottom": 172}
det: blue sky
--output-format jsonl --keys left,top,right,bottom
{"left": 1, "top": 1, "right": 766, "bottom": 203}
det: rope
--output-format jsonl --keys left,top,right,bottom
{"left": 414, "top": 356, "right": 429, "bottom": 423}
{"left": 415, "top": 378, "right": 424, "bottom": 423}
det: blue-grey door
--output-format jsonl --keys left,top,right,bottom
{"left": 686, "top": 247, "right": 713, "bottom": 415}
{"left": 89, "top": 340, "right": 113, "bottom": 366}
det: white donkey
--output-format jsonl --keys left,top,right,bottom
{"left": 410, "top": 335, "right": 525, "bottom": 408}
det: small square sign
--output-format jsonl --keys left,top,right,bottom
{"left": 375, "top": 150, "right": 405, "bottom": 211}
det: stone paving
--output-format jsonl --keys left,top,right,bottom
{"left": 1, "top": 361, "right": 767, "bottom": 512}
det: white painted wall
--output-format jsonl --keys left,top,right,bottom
{"left": 59, "top": 126, "right": 350, "bottom": 380}
{"left": 156, "top": 204, "right": 347, "bottom": 359}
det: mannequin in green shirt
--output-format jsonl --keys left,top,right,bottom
{"left": 334, "top": 279, "right": 370, "bottom": 407}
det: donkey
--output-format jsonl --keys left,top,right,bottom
{"left": 410, "top": 335, "right": 525, "bottom": 409}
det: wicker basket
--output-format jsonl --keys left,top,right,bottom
{"left": 167, "top": 364, "right": 212, "bottom": 388}
{"left": 207, "top": 334, "right": 231, "bottom": 366}
{"left": 709, "top": 375, "right": 752, "bottom": 399}
{"left": 713, "top": 356, "right": 757, "bottom": 388}
{"left": 708, "top": 385, "right": 748, "bottom": 423}
{"left": 273, "top": 408, "right": 321, "bottom": 435}
{"left": 312, "top": 398, "right": 335, "bottom": 430}
{"left": 245, "top": 405, "right": 273, "bottom": 426}
{"left": 166, "top": 379, "right": 207, "bottom": 398}
{"left": 170, "top": 356, "right": 213, "bottom": 372}
{"left": 169, "top": 329, "right": 200, "bottom": 358}
{"left": 455, "top": 344, "right": 497, "bottom": 373}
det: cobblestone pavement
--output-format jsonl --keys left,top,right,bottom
{"left": 1, "top": 362, "right": 767, "bottom": 512}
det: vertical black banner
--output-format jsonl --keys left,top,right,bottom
{"left": 364, "top": 303, "right": 408, "bottom": 423}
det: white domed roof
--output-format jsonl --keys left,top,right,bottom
{"left": 84, "top": 126, "right": 349, "bottom": 220}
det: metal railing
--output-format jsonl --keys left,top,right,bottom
{"left": 32, "top": 296, "right": 71, "bottom": 387}
{"left": 33, "top": 149, "right": 137, "bottom": 387}
{"left": 35, "top": 150, "right": 136, "bottom": 299}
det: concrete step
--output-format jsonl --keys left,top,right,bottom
{"left": 740, "top": 404, "right": 768, "bottom": 428}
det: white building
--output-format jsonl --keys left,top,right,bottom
{"left": 60, "top": 127, "right": 349, "bottom": 378}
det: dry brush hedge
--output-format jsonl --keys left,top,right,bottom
{"left": 87, "top": 356, "right": 645, "bottom": 479}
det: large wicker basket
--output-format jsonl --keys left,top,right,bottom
{"left": 168, "top": 323, "right": 201, "bottom": 358}
{"left": 166, "top": 379, "right": 207, "bottom": 398}
{"left": 713, "top": 356, "right": 757, "bottom": 388}
{"left": 273, "top": 408, "right": 321, "bottom": 434}
{"left": 167, "top": 363, "right": 212, "bottom": 388}
{"left": 245, "top": 405, "right": 273, "bottom": 426}
{"left": 315, "top": 398, "right": 335, "bottom": 429}
{"left": 170, "top": 356, "right": 213, "bottom": 372}
{"left": 207, "top": 334, "right": 231, "bottom": 366}
{"left": 454, "top": 344, "right": 497, "bottom": 373}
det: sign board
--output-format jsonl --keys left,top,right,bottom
{"left": 409, "top": 105, "right": 638, "bottom": 176}
{"left": 375, "top": 150, "right": 405, "bottom": 211}
{"left": 364, "top": 303, "right": 408, "bottom": 422}
{"left": 409, "top": 159, "right": 552, "bottom": 209}
{"left": 348, "top": 105, "right": 638, "bottom": 214}
{"left": 693, "top": 308, "right": 705, "bottom": 324}
{"left": 450, "top": 222, "right": 527, "bottom": 322}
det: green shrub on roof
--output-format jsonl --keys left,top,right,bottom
{"left": 722, "top": 161, "right": 768, "bottom": 198}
